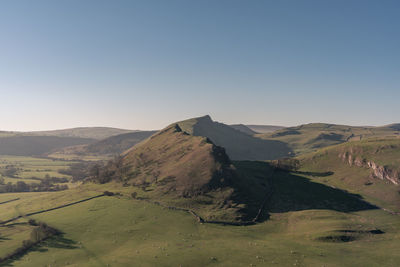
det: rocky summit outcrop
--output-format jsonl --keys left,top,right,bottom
{"left": 339, "top": 152, "right": 400, "bottom": 185}
{"left": 176, "top": 115, "right": 292, "bottom": 160}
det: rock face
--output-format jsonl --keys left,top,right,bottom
{"left": 366, "top": 161, "right": 400, "bottom": 185}
{"left": 339, "top": 152, "right": 400, "bottom": 185}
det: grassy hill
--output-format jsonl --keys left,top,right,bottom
{"left": 177, "top": 115, "right": 292, "bottom": 160}
{"left": 0, "top": 135, "right": 95, "bottom": 156}
{"left": 295, "top": 137, "right": 400, "bottom": 212}
{"left": 0, "top": 127, "right": 140, "bottom": 157}
{"left": 50, "top": 131, "right": 157, "bottom": 160}
{"left": 85, "top": 131, "right": 157, "bottom": 154}
{"left": 112, "top": 124, "right": 269, "bottom": 222}
{"left": 24, "top": 127, "right": 134, "bottom": 140}
{"left": 258, "top": 123, "right": 400, "bottom": 156}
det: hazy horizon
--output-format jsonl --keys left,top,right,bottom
{"left": 1, "top": 0, "right": 399, "bottom": 131}
{"left": 1, "top": 114, "right": 399, "bottom": 132}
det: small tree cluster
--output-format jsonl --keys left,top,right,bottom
{"left": 0, "top": 222, "right": 60, "bottom": 264}
{"left": 0, "top": 180, "right": 68, "bottom": 193}
{"left": 88, "top": 156, "right": 130, "bottom": 184}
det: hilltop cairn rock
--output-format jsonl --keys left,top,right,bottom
{"left": 339, "top": 152, "right": 400, "bottom": 185}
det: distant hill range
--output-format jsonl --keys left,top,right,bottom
{"left": 23, "top": 127, "right": 134, "bottom": 140}
{"left": 52, "top": 116, "right": 292, "bottom": 160}
{"left": 55, "top": 131, "right": 157, "bottom": 157}
{"left": 0, "top": 127, "right": 136, "bottom": 156}
{"left": 2, "top": 120, "right": 399, "bottom": 160}
{"left": 230, "top": 124, "right": 286, "bottom": 134}
{"left": 0, "top": 135, "right": 95, "bottom": 156}
{"left": 258, "top": 123, "right": 400, "bottom": 156}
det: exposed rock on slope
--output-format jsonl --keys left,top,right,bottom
{"left": 339, "top": 151, "right": 400, "bottom": 185}
{"left": 297, "top": 138, "right": 400, "bottom": 212}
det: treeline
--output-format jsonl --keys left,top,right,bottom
{"left": 0, "top": 180, "right": 68, "bottom": 193}
{"left": 58, "top": 162, "right": 89, "bottom": 181}
{"left": 87, "top": 156, "right": 130, "bottom": 184}
{"left": 0, "top": 165, "right": 19, "bottom": 177}
{"left": 0, "top": 220, "right": 60, "bottom": 264}
{"left": 59, "top": 156, "right": 129, "bottom": 184}
{"left": 270, "top": 158, "right": 301, "bottom": 171}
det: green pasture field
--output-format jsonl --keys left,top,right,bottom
{"left": 0, "top": 156, "right": 75, "bottom": 184}
{"left": 0, "top": 181, "right": 399, "bottom": 267}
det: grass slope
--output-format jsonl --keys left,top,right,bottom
{"left": 0, "top": 156, "right": 75, "bottom": 184}
{"left": 0, "top": 184, "right": 399, "bottom": 267}
{"left": 297, "top": 137, "right": 400, "bottom": 212}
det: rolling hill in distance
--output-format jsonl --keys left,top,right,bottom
{"left": 231, "top": 124, "right": 286, "bottom": 134}
{"left": 258, "top": 123, "right": 400, "bottom": 156}
{"left": 24, "top": 127, "right": 135, "bottom": 140}
{"left": 0, "top": 127, "right": 138, "bottom": 157}
{"left": 50, "top": 130, "right": 158, "bottom": 159}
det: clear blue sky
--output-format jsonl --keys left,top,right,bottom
{"left": 0, "top": 0, "right": 399, "bottom": 131}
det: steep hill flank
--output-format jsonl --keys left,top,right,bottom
{"left": 105, "top": 124, "right": 271, "bottom": 222}
{"left": 123, "top": 124, "right": 234, "bottom": 196}
{"left": 258, "top": 123, "right": 400, "bottom": 156}
{"left": 177, "top": 115, "right": 291, "bottom": 160}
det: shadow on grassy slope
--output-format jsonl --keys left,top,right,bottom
{"left": 0, "top": 233, "right": 77, "bottom": 266}
{"left": 267, "top": 168, "right": 377, "bottom": 213}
